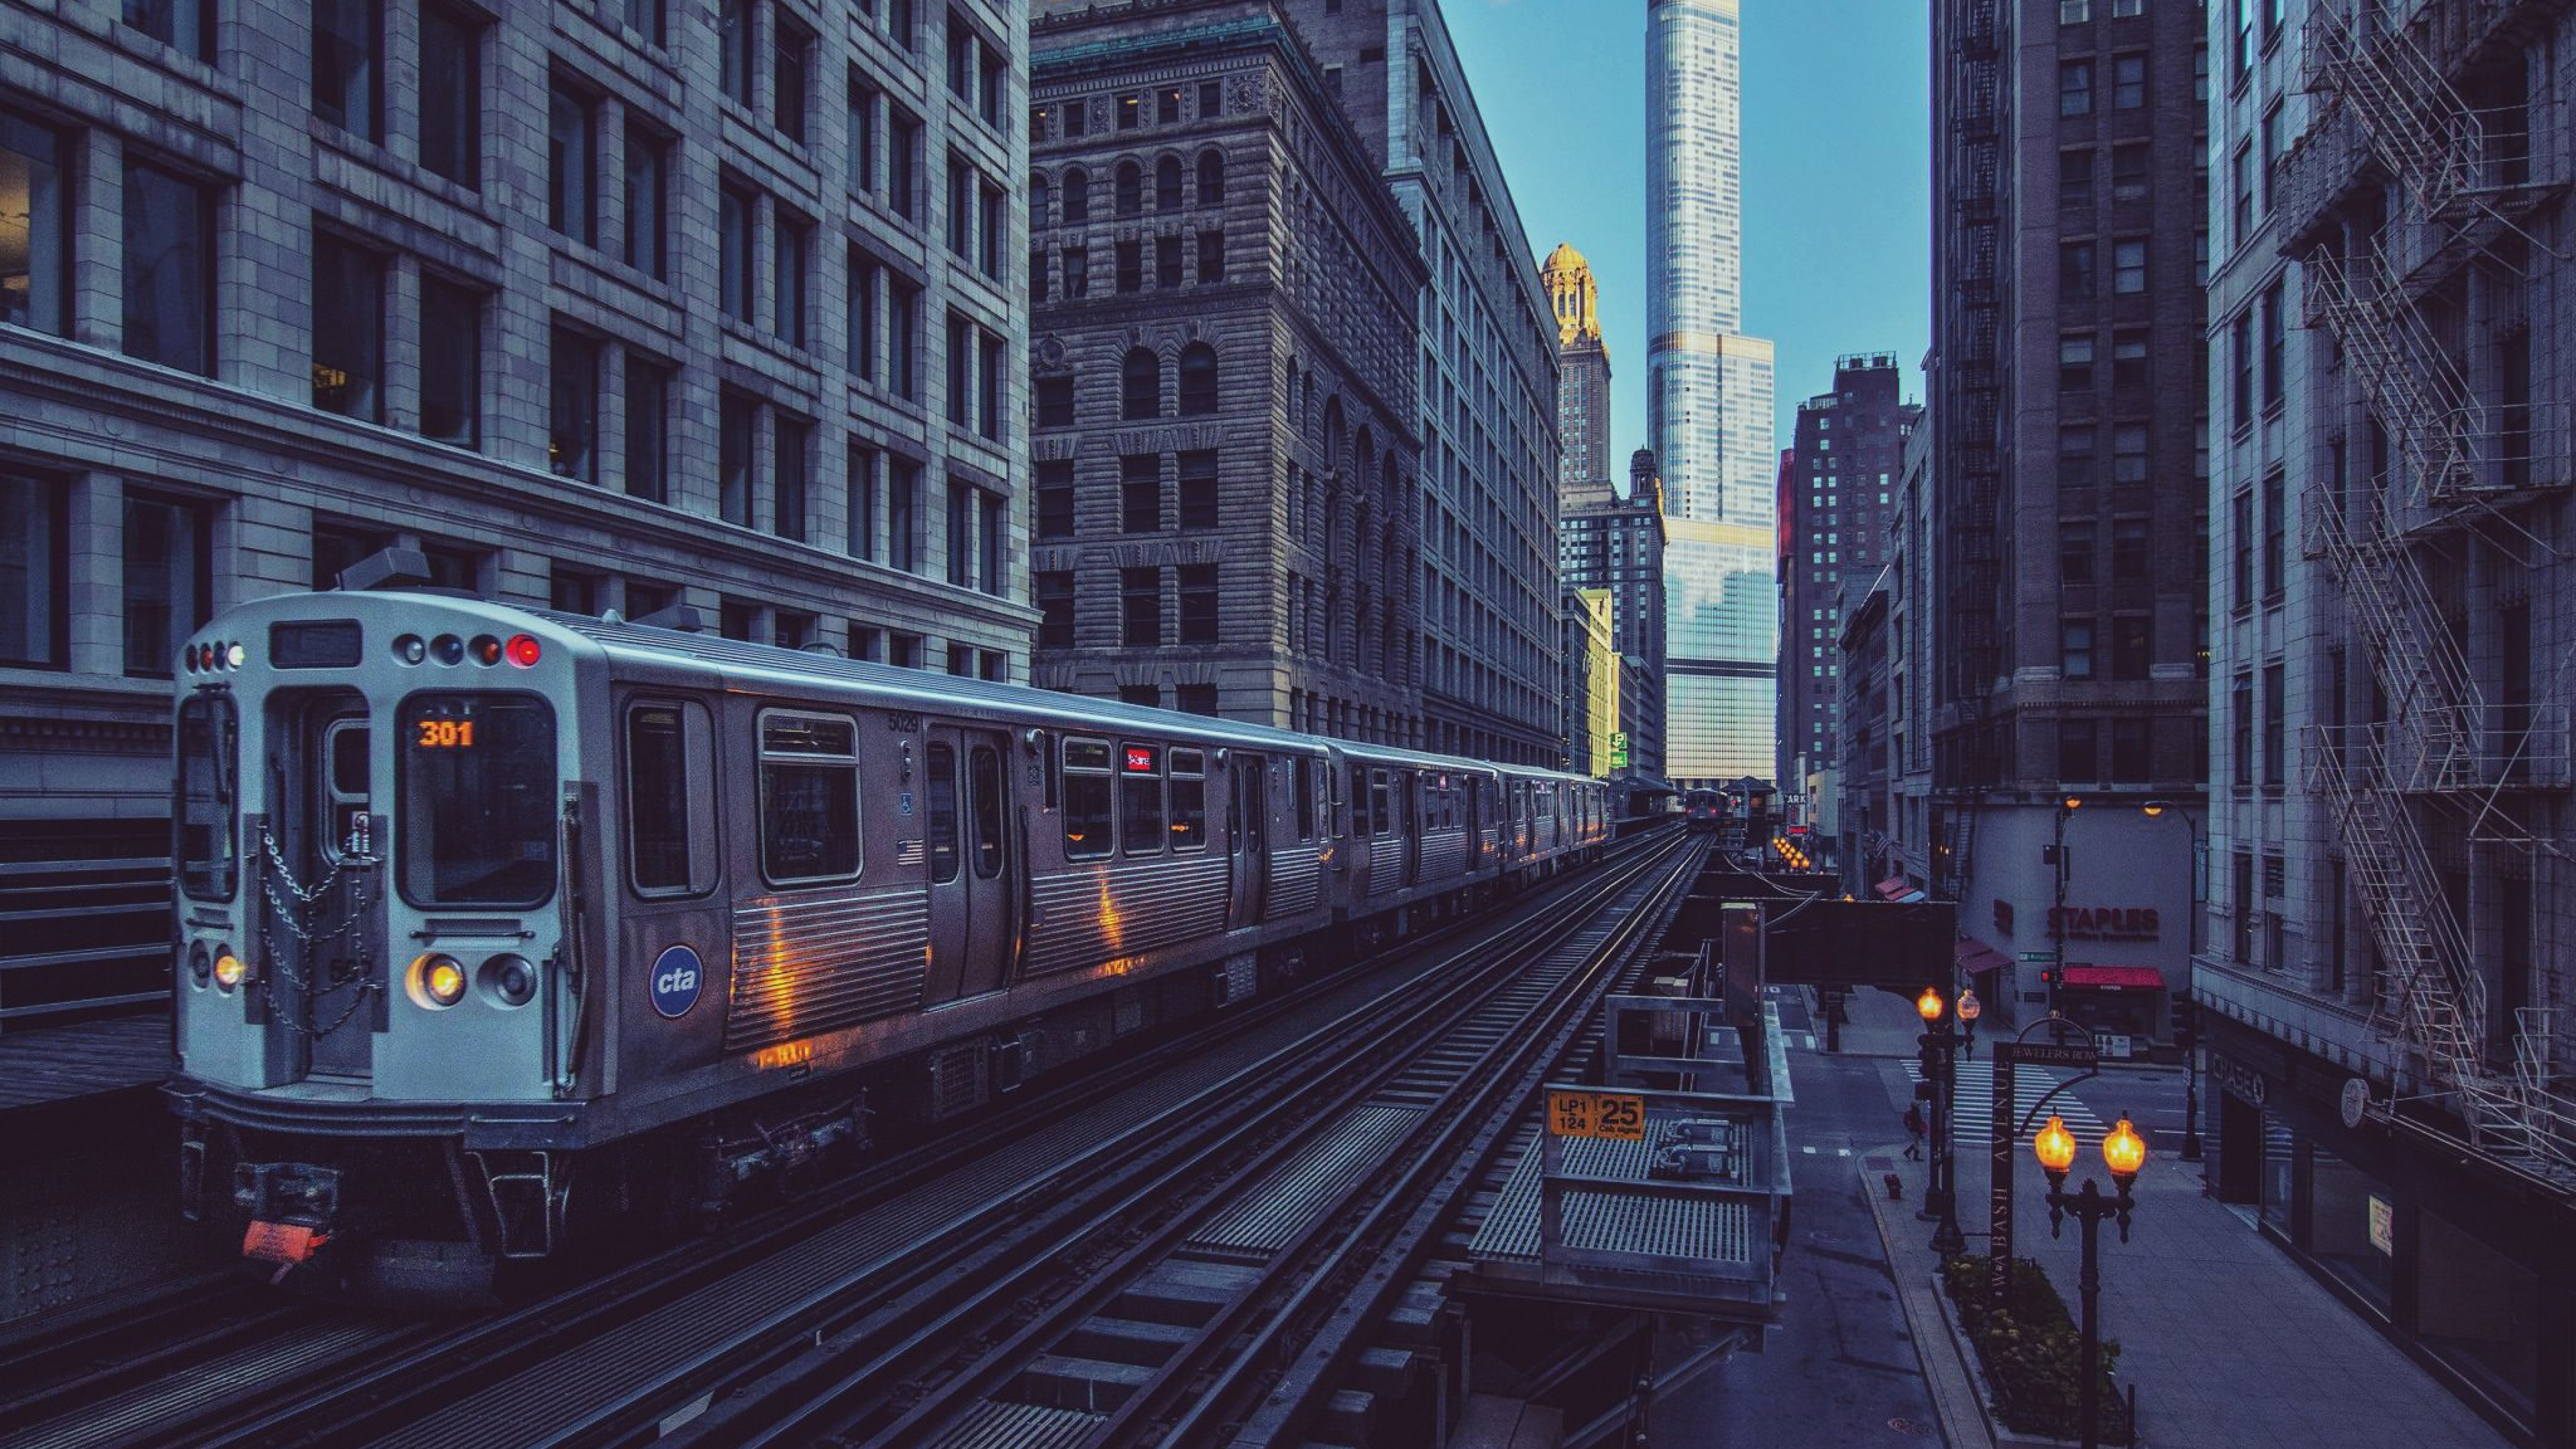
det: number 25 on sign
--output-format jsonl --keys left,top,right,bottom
{"left": 1548, "top": 1089, "right": 1646, "bottom": 1141}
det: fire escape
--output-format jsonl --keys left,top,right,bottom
{"left": 2284, "top": 0, "right": 2576, "bottom": 1178}
{"left": 1936, "top": 0, "right": 2004, "bottom": 903}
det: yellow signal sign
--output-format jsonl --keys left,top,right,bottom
{"left": 1548, "top": 1089, "right": 1648, "bottom": 1141}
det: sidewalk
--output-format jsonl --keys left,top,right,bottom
{"left": 1851, "top": 1049, "right": 2512, "bottom": 1449}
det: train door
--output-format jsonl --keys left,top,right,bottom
{"left": 1465, "top": 776, "right": 1485, "bottom": 870}
{"left": 1399, "top": 772, "right": 1419, "bottom": 885}
{"left": 1232, "top": 752, "right": 1269, "bottom": 925}
{"left": 923, "top": 727, "right": 1013, "bottom": 1004}
{"left": 1346, "top": 761, "right": 1371, "bottom": 895}
{"left": 280, "top": 696, "right": 380, "bottom": 1079}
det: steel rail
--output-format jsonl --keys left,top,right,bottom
{"left": 700, "top": 839, "right": 1700, "bottom": 1449}
{"left": 1109, "top": 837, "right": 1705, "bottom": 1447}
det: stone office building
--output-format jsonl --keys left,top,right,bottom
{"left": 0, "top": 0, "right": 1032, "bottom": 1020}
{"left": 1559, "top": 448, "right": 1670, "bottom": 781}
{"left": 1025, "top": 0, "right": 1426, "bottom": 735}
{"left": 1927, "top": 0, "right": 2209, "bottom": 1045}
{"left": 2197, "top": 1, "right": 2576, "bottom": 1440}
{"left": 1277, "top": 0, "right": 1566, "bottom": 766}
{"left": 1776, "top": 353, "right": 1916, "bottom": 799}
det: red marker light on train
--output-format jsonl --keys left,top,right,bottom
{"left": 505, "top": 634, "right": 541, "bottom": 667}
{"left": 469, "top": 635, "right": 504, "bottom": 666}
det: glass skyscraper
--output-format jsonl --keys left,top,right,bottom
{"left": 1648, "top": 0, "right": 1776, "bottom": 786}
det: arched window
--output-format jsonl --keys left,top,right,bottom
{"left": 1063, "top": 167, "right": 1090, "bottom": 223}
{"left": 1196, "top": 148, "right": 1226, "bottom": 205}
{"left": 1177, "top": 342, "right": 1218, "bottom": 416}
{"left": 1155, "top": 156, "right": 1183, "bottom": 209}
{"left": 1320, "top": 396, "right": 1344, "bottom": 471}
{"left": 1121, "top": 345, "right": 1161, "bottom": 421}
{"left": 1114, "top": 160, "right": 1142, "bottom": 217}
{"left": 1030, "top": 173, "right": 1051, "bottom": 228}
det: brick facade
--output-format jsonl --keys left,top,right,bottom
{"left": 1026, "top": 0, "right": 1427, "bottom": 737}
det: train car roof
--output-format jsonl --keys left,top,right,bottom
{"left": 535, "top": 604, "right": 1604, "bottom": 786}
{"left": 213, "top": 590, "right": 1607, "bottom": 791}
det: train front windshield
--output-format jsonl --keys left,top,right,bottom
{"left": 397, "top": 693, "right": 559, "bottom": 908}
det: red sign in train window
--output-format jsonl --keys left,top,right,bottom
{"left": 1123, "top": 745, "right": 1159, "bottom": 774}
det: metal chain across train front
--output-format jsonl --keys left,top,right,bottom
{"left": 256, "top": 822, "right": 380, "bottom": 1038}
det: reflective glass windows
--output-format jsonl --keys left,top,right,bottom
{"left": 311, "top": 230, "right": 384, "bottom": 419}
{"left": 123, "top": 162, "right": 213, "bottom": 374}
{"left": 0, "top": 108, "right": 64, "bottom": 334}
{"left": 417, "top": 273, "right": 481, "bottom": 444}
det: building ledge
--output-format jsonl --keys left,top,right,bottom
{"left": 2192, "top": 955, "right": 2413, "bottom": 1091}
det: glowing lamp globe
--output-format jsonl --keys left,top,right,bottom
{"left": 1916, "top": 987, "right": 1945, "bottom": 1023}
{"left": 2033, "top": 1114, "right": 2078, "bottom": 1179}
{"left": 2103, "top": 1116, "right": 2148, "bottom": 1185}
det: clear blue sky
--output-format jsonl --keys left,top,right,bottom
{"left": 1446, "top": 0, "right": 1931, "bottom": 458}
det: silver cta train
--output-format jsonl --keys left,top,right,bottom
{"left": 166, "top": 566, "right": 1609, "bottom": 1295}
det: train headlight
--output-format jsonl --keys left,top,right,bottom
{"left": 212, "top": 948, "right": 246, "bottom": 991}
{"left": 224, "top": 643, "right": 248, "bottom": 669}
{"left": 412, "top": 953, "right": 468, "bottom": 1008}
{"left": 480, "top": 953, "right": 537, "bottom": 1007}
{"left": 189, "top": 942, "right": 211, "bottom": 987}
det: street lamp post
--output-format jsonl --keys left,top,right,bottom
{"left": 2050, "top": 795, "right": 2082, "bottom": 1016}
{"left": 2143, "top": 799, "right": 2204, "bottom": 1162}
{"left": 2035, "top": 1112, "right": 2148, "bottom": 1449}
{"left": 1917, "top": 986, "right": 1968, "bottom": 1257}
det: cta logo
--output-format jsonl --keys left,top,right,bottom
{"left": 649, "top": 943, "right": 704, "bottom": 1019}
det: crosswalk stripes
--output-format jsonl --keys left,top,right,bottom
{"left": 1903, "top": 1059, "right": 2112, "bottom": 1145}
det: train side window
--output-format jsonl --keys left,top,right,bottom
{"left": 1370, "top": 769, "right": 1390, "bottom": 836}
{"left": 627, "top": 700, "right": 718, "bottom": 896}
{"left": 969, "top": 745, "right": 1005, "bottom": 879}
{"left": 1293, "top": 757, "right": 1315, "bottom": 841}
{"left": 1348, "top": 763, "right": 1368, "bottom": 835}
{"left": 1063, "top": 737, "right": 1113, "bottom": 859}
{"left": 1120, "top": 741, "right": 1165, "bottom": 854}
{"left": 926, "top": 742, "right": 960, "bottom": 883}
{"left": 1169, "top": 748, "right": 1206, "bottom": 851}
{"left": 757, "top": 709, "right": 861, "bottom": 886}
{"left": 177, "top": 692, "right": 239, "bottom": 901}
{"left": 1398, "top": 775, "right": 1414, "bottom": 835}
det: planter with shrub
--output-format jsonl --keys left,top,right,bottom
{"left": 1939, "top": 1254, "right": 2132, "bottom": 1446}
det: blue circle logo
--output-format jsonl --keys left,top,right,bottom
{"left": 649, "top": 944, "right": 704, "bottom": 1019}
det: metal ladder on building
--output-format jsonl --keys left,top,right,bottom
{"left": 2297, "top": 478, "right": 2479, "bottom": 790}
{"left": 2300, "top": 244, "right": 2482, "bottom": 510}
{"left": 2304, "top": 1, "right": 2487, "bottom": 217}
{"left": 1937, "top": 803, "right": 1977, "bottom": 906}
{"left": 2292, "top": 0, "right": 2576, "bottom": 1179}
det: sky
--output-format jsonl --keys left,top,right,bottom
{"left": 1446, "top": 0, "right": 1932, "bottom": 462}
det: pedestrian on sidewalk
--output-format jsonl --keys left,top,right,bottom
{"left": 1902, "top": 1103, "right": 1926, "bottom": 1160}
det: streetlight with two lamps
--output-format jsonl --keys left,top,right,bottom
{"left": 2034, "top": 1110, "right": 2150, "bottom": 1449}
{"left": 1915, "top": 985, "right": 1969, "bottom": 1257}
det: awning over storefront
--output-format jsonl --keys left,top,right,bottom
{"left": 1955, "top": 940, "right": 2012, "bottom": 977}
{"left": 1874, "top": 875, "right": 1911, "bottom": 900}
{"left": 2063, "top": 965, "right": 2166, "bottom": 990}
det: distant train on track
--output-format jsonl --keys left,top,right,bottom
{"left": 1683, "top": 788, "right": 1725, "bottom": 833}
{"left": 165, "top": 562, "right": 1612, "bottom": 1297}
